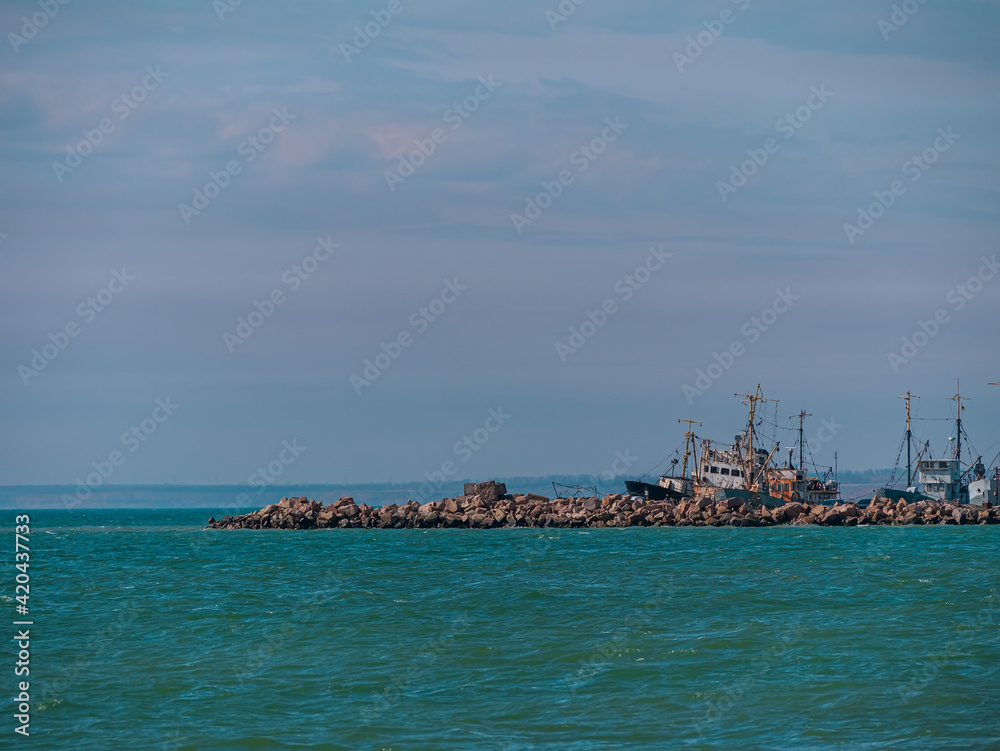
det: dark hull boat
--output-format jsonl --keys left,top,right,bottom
{"left": 713, "top": 487, "right": 785, "bottom": 510}
{"left": 624, "top": 386, "right": 840, "bottom": 509}
{"left": 624, "top": 480, "right": 685, "bottom": 501}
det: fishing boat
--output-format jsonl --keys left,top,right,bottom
{"left": 624, "top": 418, "right": 699, "bottom": 501}
{"left": 978, "top": 382, "right": 1000, "bottom": 505}
{"left": 625, "top": 386, "right": 836, "bottom": 508}
{"left": 875, "top": 382, "right": 998, "bottom": 507}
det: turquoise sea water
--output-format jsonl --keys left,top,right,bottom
{"left": 6, "top": 509, "right": 1000, "bottom": 750}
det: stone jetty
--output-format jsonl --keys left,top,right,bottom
{"left": 207, "top": 481, "right": 999, "bottom": 530}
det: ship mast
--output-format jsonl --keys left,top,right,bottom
{"left": 677, "top": 418, "right": 702, "bottom": 479}
{"left": 992, "top": 385, "right": 999, "bottom": 497}
{"left": 948, "top": 380, "right": 969, "bottom": 465}
{"left": 788, "top": 410, "right": 812, "bottom": 499}
{"left": 735, "top": 385, "right": 778, "bottom": 490}
{"left": 898, "top": 390, "right": 918, "bottom": 487}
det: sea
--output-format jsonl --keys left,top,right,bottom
{"left": 3, "top": 490, "right": 999, "bottom": 749}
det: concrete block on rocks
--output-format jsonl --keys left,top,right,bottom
{"left": 464, "top": 481, "right": 507, "bottom": 503}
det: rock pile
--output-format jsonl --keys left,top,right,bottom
{"left": 207, "top": 484, "right": 999, "bottom": 530}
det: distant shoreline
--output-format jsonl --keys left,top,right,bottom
{"left": 0, "top": 473, "right": 895, "bottom": 510}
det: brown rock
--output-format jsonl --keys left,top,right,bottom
{"left": 822, "top": 510, "right": 845, "bottom": 526}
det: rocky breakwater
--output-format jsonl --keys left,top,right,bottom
{"left": 207, "top": 482, "right": 1000, "bottom": 530}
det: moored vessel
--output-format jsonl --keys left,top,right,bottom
{"left": 875, "top": 382, "right": 998, "bottom": 507}
{"left": 625, "top": 386, "right": 838, "bottom": 508}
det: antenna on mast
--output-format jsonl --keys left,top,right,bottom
{"left": 948, "top": 379, "right": 970, "bottom": 465}
{"left": 735, "top": 385, "right": 778, "bottom": 489}
{"left": 677, "top": 418, "right": 702, "bottom": 479}
{"left": 788, "top": 410, "right": 812, "bottom": 500}
{"left": 788, "top": 410, "right": 813, "bottom": 474}
{"left": 898, "top": 390, "right": 919, "bottom": 487}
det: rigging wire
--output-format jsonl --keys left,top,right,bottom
{"left": 885, "top": 430, "right": 907, "bottom": 489}
{"left": 637, "top": 437, "right": 686, "bottom": 480}
{"left": 959, "top": 423, "right": 980, "bottom": 464}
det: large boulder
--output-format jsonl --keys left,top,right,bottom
{"left": 822, "top": 510, "right": 845, "bottom": 526}
{"left": 316, "top": 506, "right": 338, "bottom": 528}
{"left": 723, "top": 496, "right": 744, "bottom": 511}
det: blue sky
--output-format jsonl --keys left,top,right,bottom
{"left": 1, "top": 0, "right": 998, "bottom": 486}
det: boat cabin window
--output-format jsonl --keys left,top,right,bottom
{"left": 703, "top": 465, "right": 709, "bottom": 473}
{"left": 710, "top": 466, "right": 719, "bottom": 474}
{"left": 733, "top": 470, "right": 741, "bottom": 477}
{"left": 720, "top": 468, "right": 730, "bottom": 475}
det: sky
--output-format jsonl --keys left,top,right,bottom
{"left": 1, "top": 0, "right": 998, "bottom": 488}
